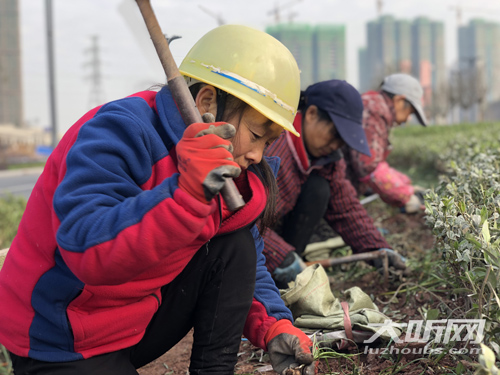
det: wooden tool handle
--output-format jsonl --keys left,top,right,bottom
{"left": 135, "top": 0, "right": 245, "bottom": 211}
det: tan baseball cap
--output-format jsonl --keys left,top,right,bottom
{"left": 381, "top": 73, "right": 428, "bottom": 126}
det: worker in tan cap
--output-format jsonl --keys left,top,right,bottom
{"left": 344, "top": 73, "right": 428, "bottom": 214}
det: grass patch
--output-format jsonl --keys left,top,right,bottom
{"left": 0, "top": 194, "right": 26, "bottom": 249}
{"left": 387, "top": 122, "right": 500, "bottom": 188}
{"left": 6, "top": 161, "right": 45, "bottom": 170}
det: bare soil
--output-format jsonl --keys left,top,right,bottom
{"left": 138, "top": 202, "right": 477, "bottom": 375}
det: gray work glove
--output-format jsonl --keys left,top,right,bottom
{"left": 413, "top": 185, "right": 428, "bottom": 193}
{"left": 401, "top": 194, "right": 425, "bottom": 214}
{"left": 273, "top": 252, "right": 307, "bottom": 287}
{"left": 265, "top": 320, "right": 317, "bottom": 375}
{"left": 373, "top": 248, "right": 407, "bottom": 272}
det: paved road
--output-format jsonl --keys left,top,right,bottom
{"left": 0, "top": 167, "right": 43, "bottom": 200}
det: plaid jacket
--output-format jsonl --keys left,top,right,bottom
{"left": 262, "top": 113, "right": 390, "bottom": 272}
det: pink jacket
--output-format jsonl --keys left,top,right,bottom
{"left": 344, "top": 91, "right": 414, "bottom": 207}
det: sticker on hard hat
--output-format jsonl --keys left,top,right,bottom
{"left": 199, "top": 63, "right": 296, "bottom": 115}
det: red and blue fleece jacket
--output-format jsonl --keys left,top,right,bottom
{"left": 0, "top": 86, "right": 292, "bottom": 362}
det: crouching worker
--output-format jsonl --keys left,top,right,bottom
{"left": 0, "top": 25, "right": 315, "bottom": 375}
{"left": 343, "top": 73, "right": 428, "bottom": 214}
{"left": 262, "top": 80, "right": 407, "bottom": 288}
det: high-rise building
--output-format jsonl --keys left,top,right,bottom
{"left": 411, "top": 17, "right": 446, "bottom": 106}
{"left": 267, "top": 24, "right": 314, "bottom": 90}
{"left": 359, "top": 15, "right": 408, "bottom": 92}
{"left": 266, "top": 23, "right": 346, "bottom": 90}
{"left": 458, "top": 19, "right": 500, "bottom": 102}
{"left": 358, "top": 15, "right": 445, "bottom": 122}
{"left": 359, "top": 16, "right": 446, "bottom": 93}
{"left": 358, "top": 47, "right": 369, "bottom": 92}
{"left": 396, "top": 20, "right": 412, "bottom": 74}
{"left": 313, "top": 25, "right": 346, "bottom": 82}
{"left": 0, "top": 0, "right": 23, "bottom": 127}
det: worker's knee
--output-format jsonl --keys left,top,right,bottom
{"left": 300, "top": 174, "right": 330, "bottom": 211}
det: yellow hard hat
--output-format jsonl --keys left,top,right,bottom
{"left": 179, "top": 25, "right": 301, "bottom": 137}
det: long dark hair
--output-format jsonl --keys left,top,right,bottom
{"left": 189, "top": 83, "right": 278, "bottom": 231}
{"left": 298, "top": 90, "right": 331, "bottom": 122}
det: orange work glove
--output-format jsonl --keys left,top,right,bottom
{"left": 176, "top": 121, "right": 241, "bottom": 204}
{"left": 264, "top": 319, "right": 317, "bottom": 375}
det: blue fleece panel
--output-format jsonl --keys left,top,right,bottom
{"left": 251, "top": 225, "right": 293, "bottom": 322}
{"left": 54, "top": 97, "right": 183, "bottom": 253}
{"left": 29, "top": 249, "right": 84, "bottom": 361}
{"left": 265, "top": 156, "right": 281, "bottom": 177}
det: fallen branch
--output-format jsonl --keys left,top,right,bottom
{"left": 305, "top": 249, "right": 389, "bottom": 286}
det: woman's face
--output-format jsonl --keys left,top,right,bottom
{"left": 228, "top": 107, "right": 283, "bottom": 170}
{"left": 302, "top": 105, "right": 345, "bottom": 158}
{"left": 195, "top": 85, "right": 282, "bottom": 169}
{"left": 393, "top": 95, "right": 415, "bottom": 125}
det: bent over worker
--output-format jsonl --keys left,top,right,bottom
{"left": 0, "top": 25, "right": 315, "bottom": 375}
{"left": 262, "top": 80, "right": 406, "bottom": 288}
{"left": 343, "top": 73, "right": 428, "bottom": 214}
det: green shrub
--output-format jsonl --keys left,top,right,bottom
{"left": 0, "top": 344, "right": 12, "bottom": 374}
{"left": 425, "top": 145, "right": 500, "bottom": 353}
{"left": 388, "top": 122, "right": 500, "bottom": 188}
{"left": 0, "top": 194, "right": 26, "bottom": 249}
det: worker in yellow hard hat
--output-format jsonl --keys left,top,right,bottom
{"left": 0, "top": 25, "right": 316, "bottom": 375}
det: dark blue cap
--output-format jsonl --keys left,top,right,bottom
{"left": 304, "top": 80, "right": 371, "bottom": 156}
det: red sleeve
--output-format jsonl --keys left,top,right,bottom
{"left": 322, "top": 159, "right": 390, "bottom": 253}
{"left": 360, "top": 161, "right": 414, "bottom": 207}
{"left": 244, "top": 300, "right": 279, "bottom": 350}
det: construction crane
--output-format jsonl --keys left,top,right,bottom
{"left": 268, "top": 0, "right": 303, "bottom": 25}
{"left": 198, "top": 4, "right": 225, "bottom": 26}
{"left": 449, "top": 3, "right": 500, "bottom": 26}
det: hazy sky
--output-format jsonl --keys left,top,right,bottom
{"left": 19, "top": 0, "right": 500, "bottom": 135}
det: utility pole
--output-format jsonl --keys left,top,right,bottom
{"left": 376, "top": 0, "right": 383, "bottom": 17}
{"left": 84, "top": 35, "right": 105, "bottom": 109}
{"left": 45, "top": 0, "right": 58, "bottom": 149}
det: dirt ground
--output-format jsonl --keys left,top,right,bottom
{"left": 137, "top": 201, "right": 477, "bottom": 375}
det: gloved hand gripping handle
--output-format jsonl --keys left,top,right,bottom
{"left": 135, "top": 0, "right": 245, "bottom": 211}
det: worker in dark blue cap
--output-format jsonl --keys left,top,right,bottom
{"left": 262, "top": 80, "right": 407, "bottom": 288}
